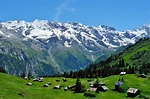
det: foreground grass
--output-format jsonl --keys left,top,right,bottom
{"left": 0, "top": 73, "right": 150, "bottom": 99}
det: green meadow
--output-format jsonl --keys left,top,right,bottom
{"left": 0, "top": 73, "right": 149, "bottom": 99}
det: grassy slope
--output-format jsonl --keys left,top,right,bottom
{"left": 0, "top": 73, "right": 150, "bottom": 99}
{"left": 108, "top": 38, "right": 150, "bottom": 67}
{"left": 123, "top": 39, "right": 150, "bottom": 63}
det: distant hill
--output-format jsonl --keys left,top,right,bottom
{"left": 74, "top": 38, "right": 150, "bottom": 78}
{"left": 109, "top": 38, "right": 150, "bottom": 68}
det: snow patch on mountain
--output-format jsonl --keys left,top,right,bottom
{"left": 1, "top": 19, "right": 150, "bottom": 52}
{"left": 27, "top": 29, "right": 53, "bottom": 39}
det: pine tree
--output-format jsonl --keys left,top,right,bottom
{"left": 94, "top": 78, "right": 99, "bottom": 87}
{"left": 73, "top": 72, "right": 77, "bottom": 78}
{"left": 119, "top": 58, "right": 125, "bottom": 67}
{"left": 74, "top": 78, "right": 84, "bottom": 93}
{"left": 21, "top": 72, "right": 26, "bottom": 78}
{"left": 63, "top": 71, "right": 69, "bottom": 78}
{"left": 69, "top": 70, "right": 73, "bottom": 78}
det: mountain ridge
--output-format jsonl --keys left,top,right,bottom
{"left": 0, "top": 19, "right": 150, "bottom": 76}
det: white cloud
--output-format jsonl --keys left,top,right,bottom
{"left": 54, "top": 0, "right": 75, "bottom": 21}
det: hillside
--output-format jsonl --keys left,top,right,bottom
{"left": 106, "top": 38, "right": 150, "bottom": 70}
{"left": 73, "top": 38, "right": 150, "bottom": 78}
{"left": 0, "top": 20, "right": 150, "bottom": 76}
{"left": 0, "top": 72, "right": 149, "bottom": 99}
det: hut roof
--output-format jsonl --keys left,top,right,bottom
{"left": 120, "top": 72, "right": 126, "bottom": 75}
{"left": 68, "top": 84, "right": 76, "bottom": 89}
{"left": 43, "top": 84, "right": 49, "bottom": 87}
{"left": 87, "top": 88, "right": 97, "bottom": 92}
{"left": 26, "top": 82, "right": 32, "bottom": 86}
{"left": 53, "top": 85, "right": 61, "bottom": 89}
{"left": 115, "top": 81, "right": 124, "bottom": 86}
{"left": 98, "top": 82, "right": 105, "bottom": 86}
{"left": 101, "top": 85, "right": 108, "bottom": 91}
{"left": 127, "top": 88, "right": 139, "bottom": 94}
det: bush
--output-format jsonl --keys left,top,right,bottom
{"left": 84, "top": 91, "right": 97, "bottom": 97}
{"left": 18, "top": 92, "right": 25, "bottom": 97}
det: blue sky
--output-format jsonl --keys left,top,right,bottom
{"left": 0, "top": 0, "right": 150, "bottom": 30}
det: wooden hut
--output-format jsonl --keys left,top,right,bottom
{"left": 137, "top": 74, "right": 147, "bottom": 78}
{"left": 43, "top": 84, "right": 49, "bottom": 87}
{"left": 127, "top": 88, "right": 140, "bottom": 97}
{"left": 87, "top": 87, "right": 97, "bottom": 92}
{"left": 26, "top": 82, "right": 32, "bottom": 86}
{"left": 120, "top": 72, "right": 126, "bottom": 75}
{"left": 114, "top": 81, "right": 124, "bottom": 91}
{"left": 53, "top": 85, "right": 61, "bottom": 89}
{"left": 98, "top": 85, "right": 108, "bottom": 92}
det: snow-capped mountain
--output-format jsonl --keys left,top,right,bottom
{"left": 0, "top": 19, "right": 150, "bottom": 76}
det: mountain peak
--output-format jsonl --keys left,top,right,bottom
{"left": 0, "top": 20, "right": 150, "bottom": 76}
{"left": 98, "top": 25, "right": 116, "bottom": 31}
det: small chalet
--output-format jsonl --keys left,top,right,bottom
{"left": 137, "top": 74, "right": 147, "bottom": 78}
{"left": 114, "top": 81, "right": 124, "bottom": 91}
{"left": 43, "top": 84, "right": 49, "bottom": 87}
{"left": 127, "top": 88, "right": 140, "bottom": 97}
{"left": 98, "top": 85, "right": 108, "bottom": 92}
{"left": 67, "top": 85, "right": 76, "bottom": 89}
{"left": 53, "top": 85, "right": 61, "bottom": 89}
{"left": 33, "top": 77, "right": 43, "bottom": 82}
{"left": 87, "top": 87, "right": 97, "bottom": 92}
{"left": 26, "top": 82, "right": 32, "bottom": 86}
{"left": 120, "top": 72, "right": 126, "bottom": 75}
{"left": 33, "top": 78, "right": 39, "bottom": 82}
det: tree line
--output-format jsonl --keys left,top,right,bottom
{"left": 62, "top": 58, "right": 150, "bottom": 78}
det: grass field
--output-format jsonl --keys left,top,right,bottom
{"left": 0, "top": 73, "right": 150, "bottom": 99}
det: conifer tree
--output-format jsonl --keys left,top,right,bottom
{"left": 94, "top": 78, "right": 99, "bottom": 87}
{"left": 69, "top": 70, "right": 73, "bottom": 78}
{"left": 74, "top": 78, "right": 84, "bottom": 93}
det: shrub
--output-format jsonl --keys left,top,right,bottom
{"left": 18, "top": 92, "right": 25, "bottom": 97}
